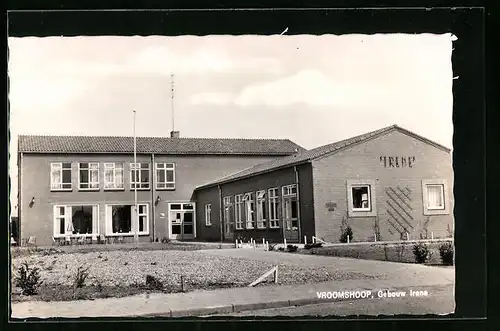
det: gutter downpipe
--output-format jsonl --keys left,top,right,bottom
{"left": 294, "top": 166, "right": 302, "bottom": 243}
{"left": 218, "top": 185, "right": 224, "bottom": 244}
{"left": 151, "top": 153, "right": 155, "bottom": 242}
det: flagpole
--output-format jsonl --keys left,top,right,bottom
{"left": 133, "top": 110, "right": 138, "bottom": 244}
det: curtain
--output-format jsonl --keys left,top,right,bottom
{"left": 427, "top": 185, "right": 443, "bottom": 208}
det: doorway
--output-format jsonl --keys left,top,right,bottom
{"left": 168, "top": 202, "right": 196, "bottom": 240}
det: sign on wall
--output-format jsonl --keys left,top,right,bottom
{"left": 380, "top": 156, "right": 416, "bottom": 168}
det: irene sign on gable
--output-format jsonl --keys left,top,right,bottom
{"left": 380, "top": 156, "right": 416, "bottom": 168}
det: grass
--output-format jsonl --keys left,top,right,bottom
{"left": 11, "top": 249, "right": 375, "bottom": 302}
{"left": 298, "top": 241, "right": 453, "bottom": 265}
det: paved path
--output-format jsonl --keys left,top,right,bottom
{"left": 199, "top": 249, "right": 455, "bottom": 285}
{"left": 11, "top": 250, "right": 454, "bottom": 319}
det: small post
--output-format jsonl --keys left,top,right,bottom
{"left": 253, "top": 240, "right": 256, "bottom": 251}
{"left": 284, "top": 238, "right": 287, "bottom": 247}
{"left": 347, "top": 235, "right": 350, "bottom": 244}
{"left": 406, "top": 232, "right": 410, "bottom": 241}
{"left": 273, "top": 267, "right": 279, "bottom": 283}
{"left": 181, "top": 275, "right": 185, "bottom": 292}
{"left": 374, "top": 232, "right": 377, "bottom": 242}
{"left": 250, "top": 238, "right": 253, "bottom": 245}
{"left": 235, "top": 239, "right": 238, "bottom": 248}
{"left": 431, "top": 232, "right": 434, "bottom": 240}
{"left": 304, "top": 235, "right": 307, "bottom": 245}
{"left": 266, "top": 241, "right": 269, "bottom": 251}
{"left": 262, "top": 238, "right": 265, "bottom": 245}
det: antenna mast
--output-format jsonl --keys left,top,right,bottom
{"left": 170, "top": 73, "right": 175, "bottom": 132}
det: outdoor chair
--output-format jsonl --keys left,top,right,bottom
{"left": 91, "top": 234, "right": 98, "bottom": 244}
{"left": 65, "top": 236, "right": 71, "bottom": 245}
{"left": 77, "top": 236, "right": 85, "bottom": 245}
{"left": 118, "top": 236, "right": 124, "bottom": 244}
{"left": 52, "top": 237, "right": 60, "bottom": 246}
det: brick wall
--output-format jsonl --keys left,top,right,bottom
{"left": 312, "top": 130, "right": 454, "bottom": 243}
{"left": 19, "top": 153, "right": 278, "bottom": 246}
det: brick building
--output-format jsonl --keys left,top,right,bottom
{"left": 194, "top": 125, "right": 454, "bottom": 244}
{"left": 16, "top": 131, "right": 303, "bottom": 246}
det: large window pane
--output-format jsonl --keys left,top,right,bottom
{"left": 112, "top": 205, "right": 132, "bottom": 233}
{"left": 71, "top": 206, "right": 93, "bottom": 234}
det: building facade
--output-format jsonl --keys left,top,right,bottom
{"left": 194, "top": 125, "right": 454, "bottom": 244}
{"left": 17, "top": 131, "right": 303, "bottom": 246}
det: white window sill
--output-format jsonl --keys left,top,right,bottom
{"left": 352, "top": 208, "right": 371, "bottom": 212}
{"left": 54, "top": 234, "right": 96, "bottom": 238}
{"left": 129, "top": 188, "right": 151, "bottom": 191}
{"left": 79, "top": 188, "right": 100, "bottom": 191}
{"left": 105, "top": 233, "right": 150, "bottom": 237}
{"left": 51, "top": 188, "right": 73, "bottom": 192}
{"left": 428, "top": 207, "right": 445, "bottom": 211}
{"left": 104, "top": 188, "right": 125, "bottom": 191}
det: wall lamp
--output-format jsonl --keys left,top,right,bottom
{"left": 155, "top": 196, "right": 161, "bottom": 205}
{"left": 29, "top": 197, "right": 35, "bottom": 207}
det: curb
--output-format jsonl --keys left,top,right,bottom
{"left": 138, "top": 284, "right": 452, "bottom": 318}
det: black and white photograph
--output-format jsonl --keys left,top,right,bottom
{"left": 8, "top": 29, "right": 459, "bottom": 318}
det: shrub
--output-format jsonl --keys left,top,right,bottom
{"left": 395, "top": 243, "right": 406, "bottom": 262}
{"left": 161, "top": 237, "right": 170, "bottom": 244}
{"left": 439, "top": 241, "right": 454, "bottom": 265}
{"left": 287, "top": 245, "right": 298, "bottom": 252}
{"left": 304, "top": 242, "right": 323, "bottom": 249}
{"left": 14, "top": 262, "right": 43, "bottom": 295}
{"left": 268, "top": 244, "right": 276, "bottom": 251}
{"left": 73, "top": 266, "right": 90, "bottom": 288}
{"left": 145, "top": 274, "right": 163, "bottom": 290}
{"left": 413, "top": 242, "right": 431, "bottom": 264}
{"left": 339, "top": 226, "right": 353, "bottom": 243}
{"left": 278, "top": 247, "right": 285, "bottom": 251}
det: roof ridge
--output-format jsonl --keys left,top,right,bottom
{"left": 17, "top": 134, "right": 292, "bottom": 141}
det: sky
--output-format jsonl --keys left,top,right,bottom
{"left": 7, "top": 33, "right": 455, "bottom": 216}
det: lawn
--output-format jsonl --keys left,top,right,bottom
{"left": 11, "top": 248, "right": 376, "bottom": 302}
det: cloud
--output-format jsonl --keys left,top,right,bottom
{"left": 189, "top": 70, "right": 390, "bottom": 107}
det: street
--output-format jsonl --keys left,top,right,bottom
{"left": 213, "top": 284, "right": 454, "bottom": 317}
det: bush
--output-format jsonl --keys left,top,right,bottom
{"left": 304, "top": 242, "right": 323, "bottom": 249}
{"left": 413, "top": 242, "right": 431, "bottom": 263}
{"left": 145, "top": 274, "right": 164, "bottom": 290}
{"left": 73, "top": 266, "right": 90, "bottom": 288}
{"left": 14, "top": 262, "right": 43, "bottom": 295}
{"left": 339, "top": 226, "right": 353, "bottom": 243}
{"left": 287, "top": 245, "right": 298, "bottom": 252}
{"left": 161, "top": 237, "right": 170, "bottom": 244}
{"left": 439, "top": 241, "right": 454, "bottom": 265}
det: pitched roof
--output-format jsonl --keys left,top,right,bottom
{"left": 17, "top": 135, "right": 305, "bottom": 156}
{"left": 195, "top": 124, "right": 451, "bottom": 190}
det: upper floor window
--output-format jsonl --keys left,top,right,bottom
{"left": 79, "top": 162, "right": 99, "bottom": 190}
{"left": 51, "top": 162, "right": 72, "bottom": 191}
{"left": 104, "top": 163, "right": 124, "bottom": 190}
{"left": 130, "top": 163, "right": 150, "bottom": 189}
{"left": 156, "top": 163, "right": 175, "bottom": 189}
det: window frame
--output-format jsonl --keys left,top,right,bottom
{"left": 105, "top": 203, "right": 150, "bottom": 236}
{"left": 136, "top": 203, "right": 149, "bottom": 235}
{"left": 422, "top": 179, "right": 450, "bottom": 216}
{"left": 155, "top": 162, "right": 176, "bottom": 190}
{"left": 130, "top": 162, "right": 151, "bottom": 190}
{"left": 53, "top": 204, "right": 99, "bottom": 238}
{"left": 244, "top": 192, "right": 255, "bottom": 229}
{"left": 78, "top": 162, "right": 100, "bottom": 191}
{"left": 234, "top": 194, "right": 244, "bottom": 230}
{"left": 103, "top": 162, "right": 124, "bottom": 190}
{"left": 346, "top": 179, "right": 377, "bottom": 217}
{"left": 205, "top": 204, "right": 212, "bottom": 226}
{"left": 282, "top": 184, "right": 298, "bottom": 230}
{"left": 50, "top": 162, "right": 72, "bottom": 191}
{"left": 256, "top": 190, "right": 267, "bottom": 229}
{"left": 268, "top": 188, "right": 280, "bottom": 228}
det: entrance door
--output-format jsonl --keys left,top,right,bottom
{"left": 168, "top": 203, "right": 195, "bottom": 240}
{"left": 223, "top": 197, "right": 234, "bottom": 240}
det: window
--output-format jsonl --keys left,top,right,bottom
{"left": 351, "top": 185, "right": 371, "bottom": 211}
{"left": 243, "top": 193, "right": 255, "bottom": 229}
{"left": 156, "top": 163, "right": 175, "bottom": 189}
{"left": 426, "top": 184, "right": 445, "bottom": 210}
{"left": 51, "top": 162, "right": 72, "bottom": 190}
{"left": 137, "top": 204, "right": 149, "bottom": 234}
{"left": 105, "top": 204, "right": 149, "bottom": 235}
{"left": 130, "top": 163, "right": 150, "bottom": 189}
{"left": 268, "top": 188, "right": 280, "bottom": 228}
{"left": 282, "top": 184, "right": 298, "bottom": 230}
{"left": 205, "top": 204, "right": 212, "bottom": 226}
{"left": 104, "top": 163, "right": 124, "bottom": 189}
{"left": 256, "top": 190, "right": 267, "bottom": 228}
{"left": 79, "top": 162, "right": 99, "bottom": 190}
{"left": 53, "top": 205, "right": 98, "bottom": 237}
{"left": 235, "top": 194, "right": 243, "bottom": 230}
{"left": 223, "top": 197, "right": 234, "bottom": 232}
